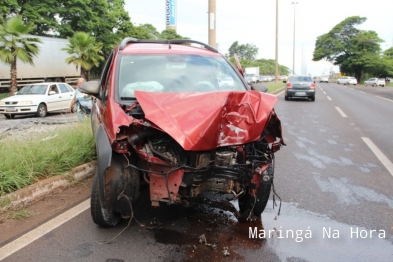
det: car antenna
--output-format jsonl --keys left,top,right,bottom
{"left": 167, "top": 40, "right": 171, "bottom": 49}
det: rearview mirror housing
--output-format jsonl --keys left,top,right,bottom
{"left": 80, "top": 80, "right": 100, "bottom": 98}
{"left": 250, "top": 83, "right": 268, "bottom": 93}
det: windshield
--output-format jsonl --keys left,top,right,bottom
{"left": 288, "top": 76, "right": 313, "bottom": 82}
{"left": 17, "top": 85, "right": 47, "bottom": 95}
{"left": 118, "top": 54, "right": 246, "bottom": 98}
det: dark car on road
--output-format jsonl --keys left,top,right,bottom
{"left": 80, "top": 38, "right": 285, "bottom": 227}
{"left": 284, "top": 75, "right": 316, "bottom": 101}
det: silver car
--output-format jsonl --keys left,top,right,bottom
{"left": 364, "top": 78, "right": 385, "bottom": 87}
{"left": 336, "top": 76, "right": 357, "bottom": 85}
{"left": 284, "top": 75, "right": 316, "bottom": 101}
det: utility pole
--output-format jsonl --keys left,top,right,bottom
{"left": 208, "top": 0, "right": 216, "bottom": 48}
{"left": 275, "top": 0, "right": 279, "bottom": 82}
{"left": 292, "top": 2, "right": 298, "bottom": 75}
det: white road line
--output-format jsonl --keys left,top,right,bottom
{"left": 362, "top": 137, "right": 393, "bottom": 177}
{"left": 350, "top": 88, "right": 354, "bottom": 90}
{"left": 0, "top": 199, "right": 90, "bottom": 261}
{"left": 376, "top": 96, "right": 393, "bottom": 103}
{"left": 335, "top": 107, "right": 347, "bottom": 118}
{"left": 327, "top": 96, "right": 332, "bottom": 101}
{"left": 323, "top": 91, "right": 326, "bottom": 95}
{"left": 359, "top": 91, "right": 365, "bottom": 94}
{"left": 275, "top": 90, "right": 285, "bottom": 96}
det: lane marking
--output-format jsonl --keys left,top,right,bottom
{"left": 323, "top": 91, "right": 326, "bottom": 95}
{"left": 376, "top": 96, "right": 393, "bottom": 103}
{"left": 350, "top": 88, "right": 354, "bottom": 90}
{"left": 0, "top": 199, "right": 90, "bottom": 261}
{"left": 275, "top": 90, "right": 285, "bottom": 96}
{"left": 359, "top": 91, "right": 365, "bottom": 94}
{"left": 335, "top": 107, "right": 347, "bottom": 118}
{"left": 362, "top": 137, "right": 393, "bottom": 177}
{"left": 327, "top": 96, "right": 332, "bottom": 101}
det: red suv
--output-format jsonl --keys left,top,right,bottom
{"left": 81, "top": 38, "right": 285, "bottom": 226}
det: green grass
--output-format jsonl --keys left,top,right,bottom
{"left": 0, "top": 93, "right": 9, "bottom": 100}
{"left": 11, "top": 209, "right": 32, "bottom": 221}
{"left": 264, "top": 81, "right": 285, "bottom": 93}
{"left": 0, "top": 120, "right": 96, "bottom": 195}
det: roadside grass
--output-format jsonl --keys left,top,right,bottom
{"left": 0, "top": 120, "right": 96, "bottom": 195}
{"left": 265, "top": 81, "right": 285, "bottom": 93}
{"left": 11, "top": 209, "right": 32, "bottom": 222}
{"left": 0, "top": 93, "right": 9, "bottom": 100}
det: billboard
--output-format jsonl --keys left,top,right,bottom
{"left": 166, "top": 0, "right": 176, "bottom": 26}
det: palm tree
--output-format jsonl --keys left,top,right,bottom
{"left": 0, "top": 16, "right": 41, "bottom": 95}
{"left": 62, "top": 32, "right": 104, "bottom": 81}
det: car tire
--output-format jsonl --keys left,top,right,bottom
{"left": 36, "top": 103, "right": 47, "bottom": 117}
{"left": 4, "top": 114, "right": 15, "bottom": 119}
{"left": 71, "top": 103, "right": 78, "bottom": 113}
{"left": 285, "top": 95, "right": 289, "bottom": 101}
{"left": 311, "top": 96, "right": 315, "bottom": 101}
{"left": 238, "top": 163, "right": 273, "bottom": 221}
{"left": 373, "top": 84, "right": 376, "bottom": 87}
{"left": 91, "top": 172, "right": 121, "bottom": 227}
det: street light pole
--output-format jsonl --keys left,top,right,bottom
{"left": 275, "top": 0, "right": 279, "bottom": 83}
{"left": 292, "top": 2, "right": 298, "bottom": 75}
{"left": 208, "top": 0, "right": 216, "bottom": 48}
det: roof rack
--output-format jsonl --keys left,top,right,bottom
{"left": 119, "top": 38, "right": 218, "bottom": 53}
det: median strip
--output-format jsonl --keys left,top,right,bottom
{"left": 335, "top": 107, "right": 347, "bottom": 118}
{"left": 362, "top": 137, "right": 393, "bottom": 177}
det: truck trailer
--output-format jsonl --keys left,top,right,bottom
{"left": 0, "top": 35, "right": 81, "bottom": 91}
{"left": 244, "top": 67, "right": 260, "bottom": 83}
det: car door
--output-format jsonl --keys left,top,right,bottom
{"left": 45, "top": 84, "right": 63, "bottom": 111}
{"left": 58, "top": 83, "right": 75, "bottom": 109}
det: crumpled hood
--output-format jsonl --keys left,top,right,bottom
{"left": 134, "top": 90, "right": 278, "bottom": 151}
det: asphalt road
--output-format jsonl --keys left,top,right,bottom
{"left": 1, "top": 83, "right": 393, "bottom": 261}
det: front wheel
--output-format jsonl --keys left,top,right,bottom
{"left": 91, "top": 172, "right": 121, "bottom": 227}
{"left": 36, "top": 103, "right": 47, "bottom": 117}
{"left": 238, "top": 164, "right": 273, "bottom": 220}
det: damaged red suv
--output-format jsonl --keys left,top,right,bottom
{"left": 81, "top": 38, "right": 285, "bottom": 226}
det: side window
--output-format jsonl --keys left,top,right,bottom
{"left": 100, "top": 52, "right": 114, "bottom": 106}
{"left": 58, "top": 84, "right": 70, "bottom": 93}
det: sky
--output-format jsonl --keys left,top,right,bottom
{"left": 124, "top": 0, "right": 393, "bottom": 76}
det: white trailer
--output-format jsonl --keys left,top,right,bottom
{"left": 244, "top": 67, "right": 260, "bottom": 83}
{"left": 0, "top": 35, "right": 81, "bottom": 91}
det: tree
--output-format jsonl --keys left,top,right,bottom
{"left": 228, "top": 41, "right": 258, "bottom": 61}
{"left": 62, "top": 32, "right": 104, "bottom": 80}
{"left": 158, "top": 29, "right": 189, "bottom": 40}
{"left": 312, "top": 16, "right": 383, "bottom": 81}
{"left": 0, "top": 15, "right": 41, "bottom": 95}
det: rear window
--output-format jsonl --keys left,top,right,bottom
{"left": 289, "top": 76, "right": 312, "bottom": 82}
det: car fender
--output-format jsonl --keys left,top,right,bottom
{"left": 96, "top": 124, "right": 112, "bottom": 209}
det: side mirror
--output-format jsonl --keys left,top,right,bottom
{"left": 48, "top": 91, "right": 56, "bottom": 95}
{"left": 80, "top": 80, "right": 100, "bottom": 98}
{"left": 250, "top": 83, "right": 268, "bottom": 93}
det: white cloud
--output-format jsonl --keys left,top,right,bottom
{"left": 125, "top": 0, "right": 393, "bottom": 76}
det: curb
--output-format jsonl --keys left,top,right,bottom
{"left": 271, "top": 87, "right": 285, "bottom": 95}
{"left": 0, "top": 161, "right": 97, "bottom": 214}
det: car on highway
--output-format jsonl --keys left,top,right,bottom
{"left": 260, "top": 75, "right": 273, "bottom": 82}
{"left": 80, "top": 38, "right": 285, "bottom": 227}
{"left": 364, "top": 78, "right": 386, "bottom": 87}
{"left": 0, "top": 82, "right": 76, "bottom": 119}
{"left": 319, "top": 76, "right": 329, "bottom": 83}
{"left": 336, "top": 76, "right": 357, "bottom": 85}
{"left": 284, "top": 75, "right": 316, "bottom": 101}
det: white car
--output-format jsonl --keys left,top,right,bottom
{"left": 319, "top": 76, "right": 329, "bottom": 83}
{"left": 364, "top": 78, "right": 385, "bottom": 87}
{"left": 220, "top": 77, "right": 234, "bottom": 87}
{"left": 0, "top": 82, "right": 76, "bottom": 119}
{"left": 336, "top": 76, "right": 357, "bottom": 85}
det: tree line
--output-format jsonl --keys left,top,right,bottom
{"left": 313, "top": 16, "right": 393, "bottom": 81}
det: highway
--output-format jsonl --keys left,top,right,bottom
{"left": 1, "top": 83, "right": 392, "bottom": 261}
